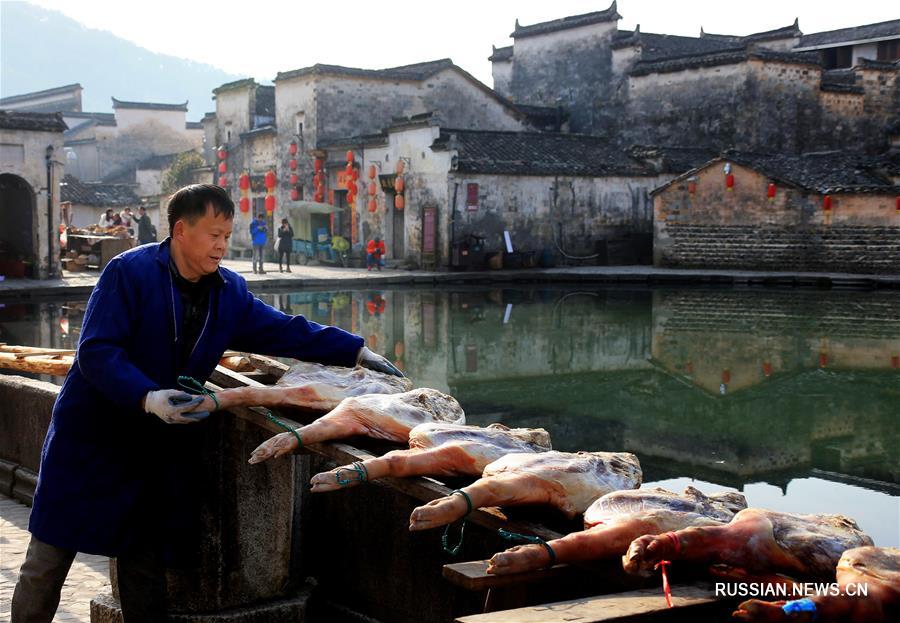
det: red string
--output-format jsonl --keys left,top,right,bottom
{"left": 655, "top": 560, "right": 674, "bottom": 608}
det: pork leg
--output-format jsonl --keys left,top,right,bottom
{"left": 248, "top": 410, "right": 368, "bottom": 464}
{"left": 409, "top": 473, "right": 571, "bottom": 531}
{"left": 310, "top": 444, "right": 481, "bottom": 492}
{"left": 197, "top": 384, "right": 339, "bottom": 413}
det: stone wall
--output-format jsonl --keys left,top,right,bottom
{"left": 509, "top": 21, "right": 619, "bottom": 135}
{"left": 654, "top": 162, "right": 900, "bottom": 273}
{"left": 450, "top": 171, "right": 665, "bottom": 259}
{"left": 0, "top": 374, "right": 57, "bottom": 502}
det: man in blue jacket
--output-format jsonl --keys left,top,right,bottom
{"left": 250, "top": 212, "right": 267, "bottom": 274}
{"left": 11, "top": 184, "right": 400, "bottom": 622}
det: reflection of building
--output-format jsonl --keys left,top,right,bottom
{"left": 652, "top": 152, "right": 900, "bottom": 274}
{"left": 0, "top": 111, "right": 66, "bottom": 279}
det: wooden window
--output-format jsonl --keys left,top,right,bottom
{"left": 877, "top": 40, "right": 900, "bottom": 62}
{"left": 465, "top": 183, "right": 479, "bottom": 211}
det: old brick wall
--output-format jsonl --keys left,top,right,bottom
{"left": 654, "top": 162, "right": 900, "bottom": 273}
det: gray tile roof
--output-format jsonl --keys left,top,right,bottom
{"left": 0, "top": 83, "right": 82, "bottom": 106}
{"left": 111, "top": 97, "right": 188, "bottom": 112}
{"left": 63, "top": 111, "right": 116, "bottom": 126}
{"left": 511, "top": 2, "right": 621, "bottom": 39}
{"left": 488, "top": 45, "right": 513, "bottom": 62}
{"left": 276, "top": 59, "right": 455, "bottom": 83}
{"left": 630, "top": 48, "right": 819, "bottom": 77}
{"left": 431, "top": 128, "right": 656, "bottom": 177}
{"left": 60, "top": 174, "right": 140, "bottom": 206}
{"left": 796, "top": 19, "right": 900, "bottom": 50}
{"left": 0, "top": 110, "right": 67, "bottom": 132}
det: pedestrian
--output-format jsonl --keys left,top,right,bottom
{"left": 250, "top": 212, "right": 267, "bottom": 274}
{"left": 277, "top": 218, "right": 294, "bottom": 273}
{"left": 98, "top": 208, "right": 115, "bottom": 228}
{"left": 366, "top": 236, "right": 386, "bottom": 271}
{"left": 134, "top": 206, "right": 157, "bottom": 245}
{"left": 11, "top": 184, "right": 401, "bottom": 623}
{"left": 120, "top": 207, "right": 136, "bottom": 237}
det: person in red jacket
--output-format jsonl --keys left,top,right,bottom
{"left": 366, "top": 237, "right": 386, "bottom": 271}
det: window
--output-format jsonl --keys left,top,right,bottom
{"left": 822, "top": 46, "right": 853, "bottom": 69}
{"left": 465, "top": 183, "right": 479, "bottom": 211}
{"left": 877, "top": 40, "right": 900, "bottom": 62}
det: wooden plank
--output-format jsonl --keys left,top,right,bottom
{"left": 455, "top": 583, "right": 725, "bottom": 623}
{"left": 246, "top": 354, "right": 290, "bottom": 379}
{"left": 443, "top": 560, "right": 575, "bottom": 592}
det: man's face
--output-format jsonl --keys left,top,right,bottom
{"left": 172, "top": 203, "right": 233, "bottom": 278}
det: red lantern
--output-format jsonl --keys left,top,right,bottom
{"left": 346, "top": 150, "right": 354, "bottom": 163}
{"left": 345, "top": 162, "right": 354, "bottom": 175}
{"left": 239, "top": 173, "right": 250, "bottom": 191}
{"left": 725, "top": 173, "right": 735, "bottom": 191}
{"left": 289, "top": 159, "right": 298, "bottom": 171}
{"left": 762, "top": 361, "right": 772, "bottom": 377}
{"left": 217, "top": 148, "right": 226, "bottom": 160}
{"left": 396, "top": 160, "right": 405, "bottom": 175}
{"left": 291, "top": 188, "right": 300, "bottom": 201}
{"left": 314, "top": 159, "right": 323, "bottom": 173}
{"left": 265, "top": 170, "right": 277, "bottom": 190}
{"left": 289, "top": 142, "right": 298, "bottom": 155}
{"left": 368, "top": 164, "right": 377, "bottom": 180}
{"left": 289, "top": 174, "right": 299, "bottom": 186}
{"left": 394, "top": 176, "right": 405, "bottom": 193}
{"left": 687, "top": 181, "right": 696, "bottom": 195}
{"left": 767, "top": 183, "right": 776, "bottom": 200}
{"left": 819, "top": 353, "right": 828, "bottom": 368}
{"left": 345, "top": 178, "right": 355, "bottom": 192}
{"left": 394, "top": 194, "right": 405, "bottom": 210}
{"left": 218, "top": 162, "right": 227, "bottom": 174}
{"left": 721, "top": 369, "right": 730, "bottom": 384}
{"left": 823, "top": 195, "right": 832, "bottom": 211}
{"left": 367, "top": 198, "right": 377, "bottom": 212}
{"left": 351, "top": 167, "right": 359, "bottom": 181}
{"left": 239, "top": 197, "right": 250, "bottom": 213}
{"left": 218, "top": 176, "right": 227, "bottom": 187}
{"left": 367, "top": 181, "right": 377, "bottom": 196}
{"left": 892, "top": 355, "right": 899, "bottom": 369}
{"left": 328, "top": 190, "right": 334, "bottom": 205}
{"left": 314, "top": 191, "right": 324, "bottom": 203}
{"left": 265, "top": 194, "right": 276, "bottom": 213}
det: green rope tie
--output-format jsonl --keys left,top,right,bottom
{"left": 441, "top": 490, "right": 473, "bottom": 556}
{"left": 177, "top": 375, "right": 219, "bottom": 411}
{"left": 336, "top": 461, "right": 369, "bottom": 486}
{"left": 178, "top": 375, "right": 302, "bottom": 448}
{"left": 498, "top": 529, "right": 557, "bottom": 568}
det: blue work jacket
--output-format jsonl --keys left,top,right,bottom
{"left": 28, "top": 239, "right": 363, "bottom": 560}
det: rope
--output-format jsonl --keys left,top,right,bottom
{"left": 441, "top": 490, "right": 473, "bottom": 556}
{"left": 497, "top": 529, "right": 557, "bottom": 568}
{"left": 654, "top": 532, "right": 682, "bottom": 608}
{"left": 177, "top": 375, "right": 219, "bottom": 411}
{"left": 336, "top": 461, "right": 369, "bottom": 486}
{"left": 178, "top": 375, "right": 302, "bottom": 448}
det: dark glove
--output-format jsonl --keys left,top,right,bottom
{"left": 357, "top": 346, "right": 404, "bottom": 377}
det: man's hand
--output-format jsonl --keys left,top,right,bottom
{"left": 357, "top": 346, "right": 404, "bottom": 377}
{"left": 144, "top": 390, "right": 207, "bottom": 424}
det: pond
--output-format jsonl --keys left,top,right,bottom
{"left": 2, "top": 285, "right": 898, "bottom": 547}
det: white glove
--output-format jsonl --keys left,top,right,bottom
{"left": 357, "top": 346, "right": 404, "bottom": 377}
{"left": 144, "top": 389, "right": 207, "bottom": 424}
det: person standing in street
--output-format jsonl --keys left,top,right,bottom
{"left": 277, "top": 218, "right": 294, "bottom": 273}
{"left": 250, "top": 212, "right": 267, "bottom": 274}
{"left": 134, "top": 206, "right": 157, "bottom": 245}
{"left": 11, "top": 184, "right": 401, "bottom": 623}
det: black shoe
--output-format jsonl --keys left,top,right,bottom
{"left": 279, "top": 268, "right": 283, "bottom": 273}
{"left": 259, "top": 270, "right": 266, "bottom": 275}
{"left": 286, "top": 268, "right": 291, "bottom": 273}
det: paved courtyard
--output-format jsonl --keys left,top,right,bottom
{"left": 0, "top": 494, "right": 110, "bottom": 622}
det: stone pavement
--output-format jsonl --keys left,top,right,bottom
{"left": 1, "top": 258, "right": 898, "bottom": 299}
{"left": 0, "top": 494, "right": 110, "bottom": 622}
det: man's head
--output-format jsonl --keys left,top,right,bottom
{"left": 167, "top": 184, "right": 234, "bottom": 280}
{"left": 374, "top": 236, "right": 380, "bottom": 243}
{"left": 139, "top": 206, "right": 146, "bottom": 215}
{"left": 257, "top": 213, "right": 265, "bottom": 221}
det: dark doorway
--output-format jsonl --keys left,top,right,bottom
{"left": 334, "top": 190, "right": 351, "bottom": 241}
{"left": 0, "top": 174, "right": 36, "bottom": 278}
{"left": 390, "top": 192, "right": 405, "bottom": 260}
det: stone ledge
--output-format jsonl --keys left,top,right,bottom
{"left": 91, "top": 589, "right": 311, "bottom": 623}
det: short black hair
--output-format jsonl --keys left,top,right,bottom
{"left": 167, "top": 184, "right": 234, "bottom": 232}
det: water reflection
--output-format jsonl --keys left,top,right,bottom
{"left": 3, "top": 286, "right": 898, "bottom": 545}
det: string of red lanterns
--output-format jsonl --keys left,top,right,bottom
{"left": 238, "top": 172, "right": 250, "bottom": 213}
{"left": 265, "top": 169, "right": 276, "bottom": 214}
{"left": 394, "top": 159, "right": 405, "bottom": 210}
{"left": 217, "top": 146, "right": 228, "bottom": 187}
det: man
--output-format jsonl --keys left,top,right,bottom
{"left": 11, "top": 184, "right": 400, "bottom": 622}
{"left": 134, "top": 206, "right": 156, "bottom": 245}
{"left": 250, "top": 212, "right": 267, "bottom": 274}
{"left": 366, "top": 236, "right": 386, "bottom": 271}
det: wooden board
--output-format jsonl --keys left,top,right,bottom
{"left": 455, "top": 583, "right": 726, "bottom": 623}
{"left": 443, "top": 560, "right": 575, "bottom": 592}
